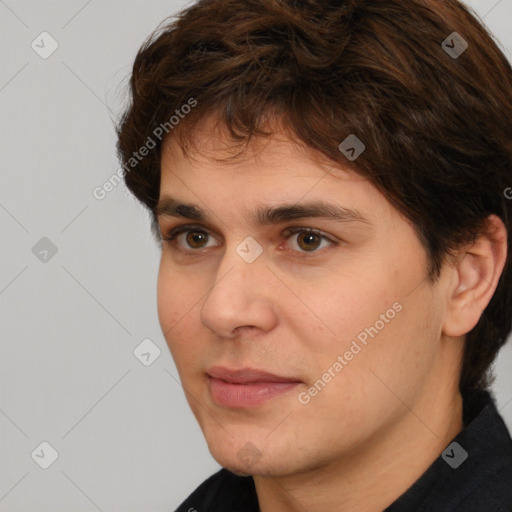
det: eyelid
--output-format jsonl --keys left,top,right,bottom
{"left": 161, "top": 223, "right": 338, "bottom": 255}
{"left": 162, "top": 223, "right": 220, "bottom": 243}
{"left": 281, "top": 226, "right": 338, "bottom": 252}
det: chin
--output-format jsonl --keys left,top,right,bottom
{"left": 198, "top": 417, "right": 314, "bottom": 477}
{"left": 209, "top": 444, "right": 301, "bottom": 478}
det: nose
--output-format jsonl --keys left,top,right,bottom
{"left": 199, "top": 240, "right": 278, "bottom": 339}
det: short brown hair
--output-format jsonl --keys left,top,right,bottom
{"left": 116, "top": 0, "right": 512, "bottom": 401}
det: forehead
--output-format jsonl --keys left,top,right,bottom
{"left": 158, "top": 113, "right": 399, "bottom": 229}
{"left": 161, "top": 112, "right": 358, "bottom": 178}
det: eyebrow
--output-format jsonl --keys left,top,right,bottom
{"left": 155, "top": 196, "right": 371, "bottom": 226}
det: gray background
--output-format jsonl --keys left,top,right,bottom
{"left": 1, "top": 1, "right": 511, "bottom": 510}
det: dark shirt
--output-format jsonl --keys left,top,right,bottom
{"left": 175, "top": 388, "right": 512, "bottom": 511}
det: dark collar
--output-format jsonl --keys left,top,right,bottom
{"left": 384, "top": 388, "right": 512, "bottom": 512}
{"left": 176, "top": 389, "right": 512, "bottom": 512}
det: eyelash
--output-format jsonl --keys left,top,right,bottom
{"left": 161, "top": 223, "right": 338, "bottom": 257}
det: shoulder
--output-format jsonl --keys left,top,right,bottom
{"left": 438, "top": 391, "right": 512, "bottom": 511}
{"left": 456, "top": 463, "right": 512, "bottom": 512}
{"left": 386, "top": 389, "right": 512, "bottom": 512}
{"left": 432, "top": 391, "right": 512, "bottom": 511}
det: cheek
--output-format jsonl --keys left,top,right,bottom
{"left": 156, "top": 262, "right": 197, "bottom": 345}
{"left": 157, "top": 275, "right": 202, "bottom": 378}
{"left": 156, "top": 272, "right": 177, "bottom": 335}
{"left": 300, "top": 255, "right": 432, "bottom": 374}
{"left": 156, "top": 258, "right": 218, "bottom": 377}
{"left": 298, "top": 270, "right": 394, "bottom": 349}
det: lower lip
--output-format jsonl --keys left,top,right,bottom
{"left": 208, "top": 377, "right": 300, "bottom": 408}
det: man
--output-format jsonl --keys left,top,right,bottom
{"left": 116, "top": 0, "right": 512, "bottom": 510}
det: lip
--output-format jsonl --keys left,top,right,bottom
{"left": 206, "top": 366, "right": 302, "bottom": 408}
{"left": 207, "top": 366, "right": 301, "bottom": 384}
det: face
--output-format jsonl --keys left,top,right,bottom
{"left": 156, "top": 115, "right": 451, "bottom": 478}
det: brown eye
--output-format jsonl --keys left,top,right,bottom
{"left": 162, "top": 225, "right": 219, "bottom": 252}
{"left": 283, "top": 227, "right": 335, "bottom": 255}
{"left": 296, "top": 232, "right": 323, "bottom": 251}
{"left": 184, "top": 230, "right": 209, "bottom": 249}
{"left": 162, "top": 224, "right": 336, "bottom": 257}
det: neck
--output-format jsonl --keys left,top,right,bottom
{"left": 253, "top": 383, "right": 463, "bottom": 512}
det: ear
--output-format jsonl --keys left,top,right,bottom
{"left": 442, "top": 214, "right": 508, "bottom": 337}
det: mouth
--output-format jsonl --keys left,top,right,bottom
{"left": 206, "top": 366, "right": 302, "bottom": 408}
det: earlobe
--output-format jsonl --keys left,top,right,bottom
{"left": 442, "top": 214, "right": 508, "bottom": 337}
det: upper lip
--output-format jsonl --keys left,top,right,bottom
{"left": 207, "top": 366, "right": 301, "bottom": 384}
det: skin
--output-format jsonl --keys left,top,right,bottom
{"left": 156, "top": 113, "right": 507, "bottom": 512}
